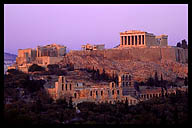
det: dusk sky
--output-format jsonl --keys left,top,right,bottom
{"left": 4, "top": 4, "right": 188, "bottom": 55}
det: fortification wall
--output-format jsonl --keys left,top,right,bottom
{"left": 69, "top": 47, "right": 188, "bottom": 64}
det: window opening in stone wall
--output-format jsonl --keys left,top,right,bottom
{"left": 70, "top": 84, "right": 72, "bottom": 90}
{"left": 117, "top": 90, "right": 119, "bottom": 95}
{"left": 90, "top": 91, "right": 92, "bottom": 96}
{"left": 130, "top": 100, "right": 132, "bottom": 105}
{"left": 101, "top": 91, "right": 103, "bottom": 96}
{"left": 96, "top": 91, "right": 98, "bottom": 96}
{"left": 65, "top": 84, "right": 67, "bottom": 90}
{"left": 122, "top": 82, "right": 125, "bottom": 87}
{"left": 74, "top": 93, "right": 77, "bottom": 98}
{"left": 62, "top": 76, "right": 64, "bottom": 83}
{"left": 112, "top": 90, "right": 114, "bottom": 95}
{"left": 112, "top": 82, "right": 114, "bottom": 88}
{"left": 62, "top": 83, "right": 64, "bottom": 90}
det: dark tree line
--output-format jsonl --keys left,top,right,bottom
{"left": 83, "top": 67, "right": 119, "bottom": 83}
{"left": 176, "top": 39, "right": 188, "bottom": 49}
{"left": 135, "top": 72, "right": 179, "bottom": 88}
{"left": 75, "top": 90, "right": 188, "bottom": 124}
{"left": 28, "top": 64, "right": 45, "bottom": 72}
{"left": 5, "top": 69, "right": 45, "bottom": 93}
{"left": 4, "top": 90, "right": 188, "bottom": 125}
{"left": 46, "top": 64, "right": 67, "bottom": 76}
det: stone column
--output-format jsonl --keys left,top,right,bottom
{"left": 39, "top": 50, "right": 41, "bottom": 57}
{"left": 37, "top": 48, "right": 39, "bottom": 57}
{"left": 130, "top": 35, "right": 132, "bottom": 46}
{"left": 144, "top": 35, "right": 145, "bottom": 45}
{"left": 120, "top": 36, "right": 123, "bottom": 46}
{"left": 131, "top": 36, "right": 133, "bottom": 45}
{"left": 137, "top": 35, "right": 139, "bottom": 45}
{"left": 127, "top": 36, "right": 129, "bottom": 45}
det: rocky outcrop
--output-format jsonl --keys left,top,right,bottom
{"left": 59, "top": 47, "right": 188, "bottom": 82}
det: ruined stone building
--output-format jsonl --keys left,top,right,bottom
{"left": 45, "top": 73, "right": 138, "bottom": 105}
{"left": 9, "top": 43, "right": 66, "bottom": 72}
{"left": 119, "top": 30, "right": 168, "bottom": 48}
{"left": 81, "top": 44, "right": 105, "bottom": 51}
{"left": 45, "top": 72, "right": 187, "bottom": 106}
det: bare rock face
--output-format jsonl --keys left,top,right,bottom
{"left": 59, "top": 47, "right": 188, "bottom": 82}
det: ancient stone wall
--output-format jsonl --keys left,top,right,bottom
{"left": 69, "top": 47, "right": 188, "bottom": 64}
{"left": 63, "top": 47, "right": 188, "bottom": 82}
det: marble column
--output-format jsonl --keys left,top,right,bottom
{"left": 143, "top": 35, "right": 145, "bottom": 45}
{"left": 120, "top": 36, "right": 123, "bottom": 46}
{"left": 137, "top": 35, "right": 139, "bottom": 45}
{"left": 130, "top": 35, "right": 132, "bottom": 45}
{"left": 123, "top": 36, "right": 125, "bottom": 45}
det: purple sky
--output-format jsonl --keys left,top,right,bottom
{"left": 4, "top": 4, "right": 188, "bottom": 55}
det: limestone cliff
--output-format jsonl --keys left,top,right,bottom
{"left": 59, "top": 47, "right": 188, "bottom": 82}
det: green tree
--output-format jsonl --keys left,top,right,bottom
{"left": 184, "top": 77, "right": 188, "bottom": 86}
{"left": 181, "top": 39, "right": 188, "bottom": 49}
{"left": 68, "top": 97, "right": 73, "bottom": 109}
{"left": 147, "top": 76, "right": 154, "bottom": 87}
{"left": 47, "top": 64, "right": 59, "bottom": 72}
{"left": 154, "top": 72, "right": 159, "bottom": 87}
{"left": 176, "top": 42, "right": 181, "bottom": 47}
{"left": 7, "top": 69, "right": 23, "bottom": 75}
{"left": 28, "top": 64, "right": 45, "bottom": 72}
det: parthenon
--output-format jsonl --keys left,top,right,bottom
{"left": 119, "top": 30, "right": 168, "bottom": 48}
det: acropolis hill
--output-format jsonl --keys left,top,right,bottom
{"left": 9, "top": 30, "right": 188, "bottom": 83}
{"left": 6, "top": 30, "right": 188, "bottom": 105}
{"left": 61, "top": 47, "right": 188, "bottom": 82}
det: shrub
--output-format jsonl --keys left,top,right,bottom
{"left": 28, "top": 64, "right": 45, "bottom": 72}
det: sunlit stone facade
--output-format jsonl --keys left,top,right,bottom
{"left": 119, "top": 30, "right": 168, "bottom": 48}
{"left": 81, "top": 44, "right": 105, "bottom": 51}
